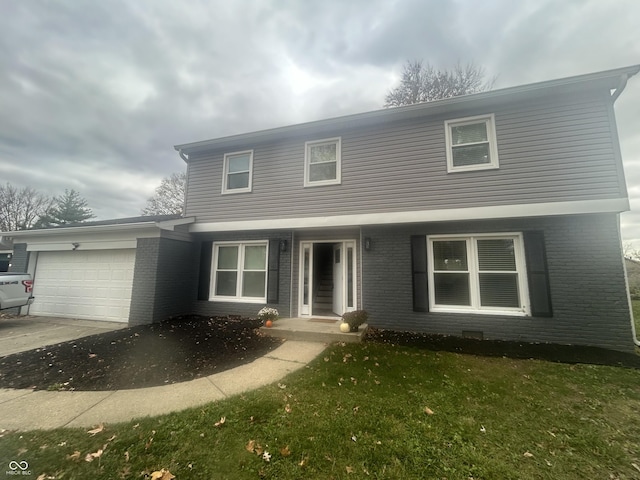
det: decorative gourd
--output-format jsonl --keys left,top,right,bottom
{"left": 339, "top": 322, "right": 351, "bottom": 333}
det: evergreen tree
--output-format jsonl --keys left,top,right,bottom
{"left": 36, "top": 189, "right": 95, "bottom": 227}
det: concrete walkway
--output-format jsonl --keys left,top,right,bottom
{"left": 0, "top": 340, "right": 326, "bottom": 431}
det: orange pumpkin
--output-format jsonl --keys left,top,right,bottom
{"left": 265, "top": 320, "right": 273, "bottom": 328}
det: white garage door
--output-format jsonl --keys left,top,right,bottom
{"left": 29, "top": 249, "right": 136, "bottom": 323}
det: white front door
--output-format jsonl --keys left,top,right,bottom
{"left": 332, "top": 244, "right": 343, "bottom": 315}
{"left": 299, "top": 240, "right": 357, "bottom": 317}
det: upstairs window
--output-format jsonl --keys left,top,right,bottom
{"left": 445, "top": 114, "right": 499, "bottom": 172}
{"left": 427, "top": 233, "right": 529, "bottom": 315}
{"left": 304, "top": 137, "right": 341, "bottom": 186}
{"left": 222, "top": 150, "right": 253, "bottom": 194}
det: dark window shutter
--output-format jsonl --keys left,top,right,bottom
{"left": 267, "top": 239, "right": 280, "bottom": 303}
{"left": 523, "top": 231, "right": 553, "bottom": 317}
{"left": 411, "top": 235, "right": 429, "bottom": 312}
{"left": 198, "top": 241, "right": 213, "bottom": 301}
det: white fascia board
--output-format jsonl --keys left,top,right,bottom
{"left": 27, "top": 240, "right": 137, "bottom": 252}
{"left": 17, "top": 228, "right": 162, "bottom": 252}
{"left": 190, "top": 198, "right": 629, "bottom": 233}
{"left": 4, "top": 221, "right": 163, "bottom": 238}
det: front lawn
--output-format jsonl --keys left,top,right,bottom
{"left": 1, "top": 342, "right": 639, "bottom": 479}
{"left": 633, "top": 299, "right": 640, "bottom": 340}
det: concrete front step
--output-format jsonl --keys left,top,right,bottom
{"left": 261, "top": 317, "right": 368, "bottom": 343}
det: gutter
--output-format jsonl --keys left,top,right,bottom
{"left": 611, "top": 73, "right": 630, "bottom": 102}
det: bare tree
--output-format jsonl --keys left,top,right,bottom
{"left": 0, "top": 183, "right": 53, "bottom": 231}
{"left": 385, "top": 60, "right": 496, "bottom": 107}
{"left": 141, "top": 172, "right": 186, "bottom": 216}
{"left": 623, "top": 242, "right": 640, "bottom": 262}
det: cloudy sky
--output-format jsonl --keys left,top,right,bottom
{"left": 1, "top": 0, "right": 639, "bottom": 243}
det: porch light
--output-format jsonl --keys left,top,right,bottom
{"left": 364, "top": 237, "right": 372, "bottom": 251}
{"left": 279, "top": 239, "right": 288, "bottom": 252}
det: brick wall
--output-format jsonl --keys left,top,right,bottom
{"left": 190, "top": 230, "right": 293, "bottom": 319}
{"left": 8, "top": 243, "right": 28, "bottom": 273}
{"left": 361, "top": 213, "right": 635, "bottom": 353}
{"left": 4, "top": 243, "right": 28, "bottom": 315}
{"left": 129, "top": 237, "right": 194, "bottom": 325}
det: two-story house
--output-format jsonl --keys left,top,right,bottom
{"left": 6, "top": 65, "right": 639, "bottom": 353}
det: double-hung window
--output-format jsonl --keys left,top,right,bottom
{"left": 304, "top": 137, "right": 341, "bottom": 186}
{"left": 444, "top": 114, "right": 499, "bottom": 172}
{"left": 222, "top": 150, "right": 253, "bottom": 194}
{"left": 211, "top": 242, "right": 268, "bottom": 302}
{"left": 427, "top": 233, "right": 529, "bottom": 315}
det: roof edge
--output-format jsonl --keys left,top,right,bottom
{"left": 174, "top": 64, "right": 640, "bottom": 155}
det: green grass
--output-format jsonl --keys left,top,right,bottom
{"left": 632, "top": 299, "right": 640, "bottom": 340}
{"left": 2, "top": 343, "right": 640, "bottom": 479}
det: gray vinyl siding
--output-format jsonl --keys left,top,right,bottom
{"left": 361, "top": 213, "right": 635, "bottom": 353}
{"left": 185, "top": 90, "right": 626, "bottom": 223}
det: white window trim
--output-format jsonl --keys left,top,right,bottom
{"left": 444, "top": 114, "right": 499, "bottom": 173}
{"left": 427, "top": 232, "right": 530, "bottom": 316}
{"left": 304, "top": 137, "right": 342, "bottom": 187}
{"left": 222, "top": 150, "right": 254, "bottom": 194}
{"left": 210, "top": 240, "right": 268, "bottom": 303}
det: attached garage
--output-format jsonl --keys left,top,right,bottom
{"left": 3, "top": 215, "right": 195, "bottom": 325}
{"left": 29, "top": 249, "right": 136, "bottom": 322}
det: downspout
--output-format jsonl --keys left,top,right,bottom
{"left": 611, "top": 76, "right": 640, "bottom": 347}
{"left": 178, "top": 149, "right": 190, "bottom": 218}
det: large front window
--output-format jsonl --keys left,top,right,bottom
{"left": 428, "top": 234, "right": 528, "bottom": 315}
{"left": 211, "top": 242, "right": 267, "bottom": 302}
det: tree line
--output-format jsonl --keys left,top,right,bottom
{"left": 0, "top": 184, "right": 94, "bottom": 232}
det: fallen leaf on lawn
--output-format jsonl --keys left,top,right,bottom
{"left": 67, "top": 450, "right": 81, "bottom": 461}
{"left": 262, "top": 451, "right": 271, "bottom": 462}
{"left": 150, "top": 469, "right": 175, "bottom": 480}
{"left": 324, "top": 357, "right": 329, "bottom": 362}
{"left": 480, "top": 426, "right": 486, "bottom": 433}
{"left": 299, "top": 457, "right": 307, "bottom": 467}
{"left": 547, "top": 431, "right": 556, "bottom": 437}
{"left": 353, "top": 406, "right": 360, "bottom": 414}
{"left": 632, "top": 463, "right": 640, "bottom": 473}
{"left": 246, "top": 440, "right": 256, "bottom": 453}
{"left": 88, "top": 353, "right": 97, "bottom": 358}
{"left": 107, "top": 434, "right": 116, "bottom": 442}
{"left": 278, "top": 383, "right": 286, "bottom": 389}
{"left": 346, "top": 466, "right": 354, "bottom": 474}
{"left": 124, "top": 451, "right": 130, "bottom": 462}
{"left": 424, "top": 406, "right": 434, "bottom": 415}
{"left": 87, "top": 424, "right": 104, "bottom": 436}
{"left": 255, "top": 444, "right": 264, "bottom": 455}
{"left": 214, "top": 416, "right": 226, "bottom": 427}
{"left": 523, "top": 451, "right": 534, "bottom": 458}
{"left": 351, "top": 435, "right": 357, "bottom": 442}
{"left": 58, "top": 441, "right": 67, "bottom": 446}
{"left": 132, "top": 423, "right": 139, "bottom": 429}
{"left": 85, "top": 447, "right": 104, "bottom": 462}
{"left": 285, "top": 404, "right": 292, "bottom": 413}
{"left": 280, "top": 445, "right": 291, "bottom": 457}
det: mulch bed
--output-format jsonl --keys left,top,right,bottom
{"left": 0, "top": 316, "right": 283, "bottom": 391}
{"left": 365, "top": 328, "right": 640, "bottom": 368}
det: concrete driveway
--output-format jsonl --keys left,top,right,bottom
{"left": 0, "top": 315, "right": 128, "bottom": 356}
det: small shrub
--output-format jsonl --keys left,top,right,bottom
{"left": 342, "top": 310, "right": 368, "bottom": 330}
